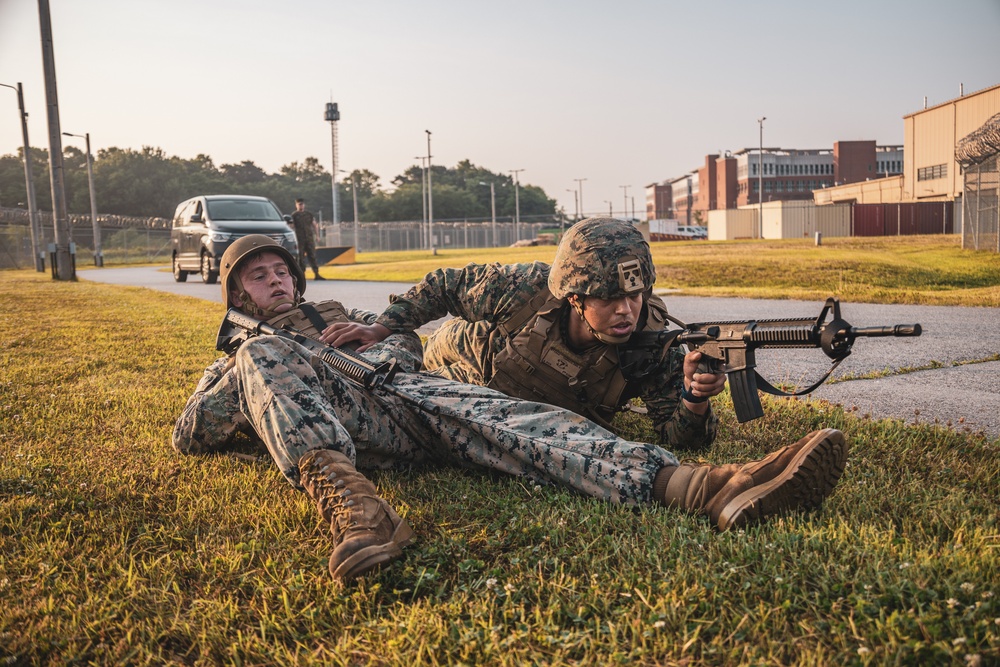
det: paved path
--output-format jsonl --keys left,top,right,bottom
{"left": 80, "top": 266, "right": 1000, "bottom": 440}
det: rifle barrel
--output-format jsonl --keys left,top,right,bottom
{"left": 852, "top": 324, "right": 922, "bottom": 337}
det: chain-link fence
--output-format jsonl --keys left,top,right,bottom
{"left": 0, "top": 220, "right": 172, "bottom": 270}
{"left": 323, "top": 220, "right": 554, "bottom": 252}
{"left": 956, "top": 112, "right": 1000, "bottom": 252}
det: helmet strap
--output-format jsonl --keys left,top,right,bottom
{"left": 568, "top": 295, "right": 631, "bottom": 346}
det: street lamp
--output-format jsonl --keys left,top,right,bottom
{"left": 509, "top": 169, "right": 524, "bottom": 242}
{"left": 574, "top": 177, "right": 587, "bottom": 218}
{"left": 619, "top": 185, "right": 630, "bottom": 220}
{"left": 415, "top": 156, "right": 428, "bottom": 248}
{"left": 62, "top": 131, "right": 102, "bottom": 266}
{"left": 565, "top": 188, "right": 579, "bottom": 230}
{"left": 340, "top": 169, "right": 360, "bottom": 252}
{"left": 757, "top": 116, "right": 766, "bottom": 240}
{"left": 0, "top": 81, "right": 43, "bottom": 271}
{"left": 426, "top": 130, "right": 434, "bottom": 254}
{"left": 604, "top": 200, "right": 613, "bottom": 217}
{"left": 479, "top": 181, "right": 497, "bottom": 246}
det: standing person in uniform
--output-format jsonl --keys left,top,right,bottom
{"left": 173, "top": 234, "right": 849, "bottom": 583}
{"left": 289, "top": 198, "right": 325, "bottom": 280}
{"left": 324, "top": 217, "right": 725, "bottom": 451}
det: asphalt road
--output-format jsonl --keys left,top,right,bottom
{"left": 79, "top": 265, "right": 1000, "bottom": 440}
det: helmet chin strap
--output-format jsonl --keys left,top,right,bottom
{"left": 569, "top": 296, "right": 632, "bottom": 346}
{"left": 232, "top": 276, "right": 302, "bottom": 320}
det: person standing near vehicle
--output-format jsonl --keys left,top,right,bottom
{"left": 289, "top": 198, "right": 325, "bottom": 280}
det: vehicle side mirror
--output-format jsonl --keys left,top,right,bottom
{"left": 283, "top": 214, "right": 292, "bottom": 223}
{"left": 190, "top": 212, "right": 203, "bottom": 224}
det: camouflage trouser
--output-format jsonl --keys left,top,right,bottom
{"left": 423, "top": 317, "right": 490, "bottom": 384}
{"left": 235, "top": 335, "right": 678, "bottom": 505}
{"left": 295, "top": 230, "right": 320, "bottom": 274}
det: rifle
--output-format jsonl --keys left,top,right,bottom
{"left": 619, "top": 297, "right": 921, "bottom": 423}
{"left": 216, "top": 308, "right": 440, "bottom": 414}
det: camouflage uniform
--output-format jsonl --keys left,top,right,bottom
{"left": 374, "top": 261, "right": 717, "bottom": 449}
{"left": 173, "top": 301, "right": 679, "bottom": 505}
{"left": 290, "top": 209, "right": 320, "bottom": 275}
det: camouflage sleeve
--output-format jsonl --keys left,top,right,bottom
{"left": 640, "top": 347, "right": 718, "bottom": 450}
{"left": 347, "top": 307, "right": 423, "bottom": 373}
{"left": 374, "top": 262, "right": 549, "bottom": 332}
{"left": 172, "top": 356, "right": 251, "bottom": 455}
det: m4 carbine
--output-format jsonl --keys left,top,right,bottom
{"left": 216, "top": 308, "right": 440, "bottom": 414}
{"left": 619, "top": 297, "right": 921, "bottom": 423}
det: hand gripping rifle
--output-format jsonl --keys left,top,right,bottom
{"left": 619, "top": 297, "right": 921, "bottom": 423}
{"left": 216, "top": 308, "right": 440, "bottom": 415}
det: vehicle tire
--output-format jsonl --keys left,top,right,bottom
{"left": 201, "top": 253, "right": 218, "bottom": 284}
{"left": 172, "top": 254, "right": 188, "bottom": 282}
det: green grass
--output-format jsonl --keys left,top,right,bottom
{"left": 331, "top": 235, "right": 1000, "bottom": 307}
{"left": 1, "top": 270, "right": 998, "bottom": 666}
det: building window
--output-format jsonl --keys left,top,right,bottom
{"left": 917, "top": 164, "right": 948, "bottom": 181}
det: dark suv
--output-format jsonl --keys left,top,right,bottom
{"left": 170, "top": 194, "right": 299, "bottom": 284}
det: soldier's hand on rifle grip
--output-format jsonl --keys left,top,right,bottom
{"left": 682, "top": 351, "right": 727, "bottom": 415}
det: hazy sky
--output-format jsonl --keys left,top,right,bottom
{"left": 1, "top": 0, "right": 998, "bottom": 218}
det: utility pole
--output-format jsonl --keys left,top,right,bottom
{"left": 351, "top": 173, "right": 360, "bottom": 252}
{"left": 509, "top": 169, "right": 524, "bottom": 241}
{"left": 573, "top": 177, "right": 587, "bottom": 219}
{"left": 758, "top": 116, "right": 766, "bottom": 240}
{"left": 63, "top": 131, "right": 101, "bottom": 265}
{"left": 480, "top": 181, "right": 497, "bottom": 246}
{"left": 0, "top": 82, "right": 43, "bottom": 271}
{"left": 415, "top": 156, "right": 427, "bottom": 248}
{"left": 619, "top": 184, "right": 630, "bottom": 220}
{"left": 426, "top": 130, "right": 434, "bottom": 254}
{"left": 38, "top": 0, "right": 74, "bottom": 280}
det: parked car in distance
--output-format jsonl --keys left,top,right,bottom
{"left": 170, "top": 194, "right": 298, "bottom": 284}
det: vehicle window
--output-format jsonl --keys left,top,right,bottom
{"left": 173, "top": 201, "right": 193, "bottom": 227}
{"left": 206, "top": 199, "right": 281, "bottom": 221}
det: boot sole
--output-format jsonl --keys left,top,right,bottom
{"left": 330, "top": 519, "right": 416, "bottom": 581}
{"left": 716, "top": 429, "right": 848, "bottom": 531}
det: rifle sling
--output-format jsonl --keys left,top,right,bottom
{"left": 752, "top": 355, "right": 848, "bottom": 398}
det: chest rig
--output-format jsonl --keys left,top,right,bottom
{"left": 266, "top": 300, "right": 352, "bottom": 340}
{"left": 487, "top": 288, "right": 668, "bottom": 428}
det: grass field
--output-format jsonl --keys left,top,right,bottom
{"left": 2, "top": 236, "right": 999, "bottom": 665}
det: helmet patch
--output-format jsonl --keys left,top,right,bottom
{"left": 618, "top": 259, "right": 645, "bottom": 293}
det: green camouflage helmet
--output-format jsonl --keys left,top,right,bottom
{"left": 220, "top": 234, "right": 306, "bottom": 309}
{"left": 548, "top": 218, "right": 655, "bottom": 299}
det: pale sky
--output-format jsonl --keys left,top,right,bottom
{"left": 1, "top": 0, "right": 998, "bottom": 218}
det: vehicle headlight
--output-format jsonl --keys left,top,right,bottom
{"left": 284, "top": 232, "right": 297, "bottom": 244}
{"left": 209, "top": 231, "right": 233, "bottom": 242}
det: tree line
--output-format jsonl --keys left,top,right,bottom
{"left": 0, "top": 146, "right": 558, "bottom": 223}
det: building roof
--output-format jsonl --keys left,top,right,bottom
{"left": 902, "top": 82, "right": 1000, "bottom": 119}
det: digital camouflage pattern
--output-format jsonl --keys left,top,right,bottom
{"left": 290, "top": 208, "right": 320, "bottom": 274}
{"left": 548, "top": 217, "right": 655, "bottom": 300}
{"left": 376, "top": 262, "right": 717, "bottom": 450}
{"left": 172, "top": 303, "right": 679, "bottom": 504}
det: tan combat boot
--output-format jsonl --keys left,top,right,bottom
{"left": 661, "top": 429, "right": 848, "bottom": 531}
{"left": 299, "top": 449, "right": 414, "bottom": 581}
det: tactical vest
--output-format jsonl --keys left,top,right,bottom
{"left": 266, "top": 300, "right": 351, "bottom": 340}
{"left": 487, "top": 288, "right": 668, "bottom": 428}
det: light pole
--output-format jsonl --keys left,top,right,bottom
{"left": 415, "top": 156, "right": 428, "bottom": 248}
{"left": 325, "top": 102, "right": 340, "bottom": 227}
{"left": 425, "top": 130, "right": 434, "bottom": 254}
{"left": 604, "top": 200, "right": 613, "bottom": 217}
{"left": 565, "top": 189, "right": 579, "bottom": 230}
{"left": 757, "top": 116, "right": 766, "bottom": 240}
{"left": 340, "top": 169, "right": 360, "bottom": 252}
{"left": 63, "top": 131, "right": 102, "bottom": 266}
{"left": 479, "top": 181, "right": 497, "bottom": 246}
{"left": 0, "top": 81, "right": 43, "bottom": 271}
{"left": 574, "top": 177, "right": 587, "bottom": 219}
{"left": 509, "top": 169, "right": 524, "bottom": 241}
{"left": 619, "top": 185, "right": 630, "bottom": 220}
